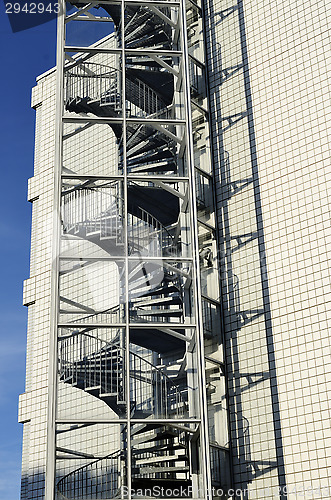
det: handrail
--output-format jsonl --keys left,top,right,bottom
{"left": 60, "top": 304, "right": 122, "bottom": 329}
{"left": 59, "top": 331, "right": 186, "bottom": 419}
{"left": 57, "top": 449, "right": 123, "bottom": 500}
{"left": 61, "top": 187, "right": 178, "bottom": 256}
{"left": 65, "top": 61, "right": 169, "bottom": 118}
{"left": 127, "top": 181, "right": 176, "bottom": 251}
{"left": 65, "top": 62, "right": 121, "bottom": 108}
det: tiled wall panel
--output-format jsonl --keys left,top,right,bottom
{"left": 205, "top": 0, "right": 330, "bottom": 497}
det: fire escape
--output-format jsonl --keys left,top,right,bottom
{"left": 54, "top": 1, "right": 230, "bottom": 498}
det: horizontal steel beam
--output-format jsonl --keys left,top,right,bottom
{"left": 59, "top": 256, "right": 194, "bottom": 262}
{"left": 65, "top": 0, "right": 181, "bottom": 7}
{"left": 61, "top": 174, "right": 190, "bottom": 182}
{"left": 63, "top": 115, "right": 186, "bottom": 125}
{"left": 65, "top": 46, "right": 182, "bottom": 56}
{"left": 58, "top": 322, "right": 196, "bottom": 328}
{"left": 56, "top": 418, "right": 201, "bottom": 424}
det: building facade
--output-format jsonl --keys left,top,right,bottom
{"left": 19, "top": 0, "right": 330, "bottom": 499}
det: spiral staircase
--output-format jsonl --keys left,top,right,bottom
{"left": 58, "top": 322, "right": 191, "bottom": 498}
{"left": 57, "top": 2, "right": 210, "bottom": 498}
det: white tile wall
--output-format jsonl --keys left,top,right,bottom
{"left": 243, "top": 0, "right": 331, "bottom": 497}
{"left": 205, "top": 0, "right": 330, "bottom": 497}
{"left": 20, "top": 68, "right": 57, "bottom": 499}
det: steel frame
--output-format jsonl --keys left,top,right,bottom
{"left": 46, "top": 0, "right": 228, "bottom": 498}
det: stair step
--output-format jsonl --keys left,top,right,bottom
{"left": 128, "top": 283, "right": 179, "bottom": 300}
{"left": 132, "top": 442, "right": 187, "bottom": 454}
{"left": 140, "top": 285, "right": 180, "bottom": 298}
{"left": 134, "top": 453, "right": 188, "bottom": 465}
{"left": 130, "top": 327, "right": 186, "bottom": 355}
{"left": 71, "top": 380, "right": 85, "bottom": 389}
{"left": 60, "top": 375, "right": 75, "bottom": 384}
{"left": 85, "top": 385, "right": 101, "bottom": 391}
{"left": 131, "top": 410, "right": 154, "bottom": 418}
{"left": 128, "top": 264, "right": 161, "bottom": 281}
{"left": 75, "top": 356, "right": 122, "bottom": 364}
{"left": 128, "top": 163, "right": 176, "bottom": 174}
{"left": 131, "top": 478, "right": 191, "bottom": 494}
{"left": 132, "top": 296, "right": 181, "bottom": 307}
{"left": 136, "top": 465, "right": 190, "bottom": 474}
{"left": 136, "top": 309, "right": 183, "bottom": 317}
{"left": 99, "top": 235, "right": 118, "bottom": 241}
{"left": 131, "top": 423, "right": 163, "bottom": 436}
{"left": 131, "top": 429, "right": 179, "bottom": 446}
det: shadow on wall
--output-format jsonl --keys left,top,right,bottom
{"left": 203, "top": 0, "right": 287, "bottom": 498}
{"left": 21, "top": 470, "right": 45, "bottom": 500}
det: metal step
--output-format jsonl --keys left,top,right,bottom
{"left": 130, "top": 327, "right": 186, "bottom": 354}
{"left": 140, "top": 284, "right": 180, "bottom": 298}
{"left": 136, "top": 308, "right": 183, "bottom": 317}
{"left": 132, "top": 442, "right": 187, "bottom": 454}
{"left": 131, "top": 423, "right": 163, "bottom": 436}
{"left": 134, "top": 452, "right": 188, "bottom": 465}
{"left": 132, "top": 296, "right": 182, "bottom": 307}
{"left": 136, "top": 465, "right": 190, "bottom": 474}
{"left": 131, "top": 428, "right": 179, "bottom": 446}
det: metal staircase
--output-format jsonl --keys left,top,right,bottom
{"left": 56, "top": 1, "right": 220, "bottom": 497}
{"left": 58, "top": 331, "right": 190, "bottom": 499}
{"left": 57, "top": 425, "right": 191, "bottom": 499}
{"left": 61, "top": 185, "right": 185, "bottom": 327}
{"left": 66, "top": 64, "right": 177, "bottom": 176}
{"left": 59, "top": 332, "right": 185, "bottom": 418}
{"left": 100, "top": 3, "right": 173, "bottom": 50}
{"left": 62, "top": 185, "right": 178, "bottom": 256}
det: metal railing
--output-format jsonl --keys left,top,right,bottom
{"left": 210, "top": 415, "right": 250, "bottom": 488}
{"left": 202, "top": 298, "right": 219, "bottom": 337}
{"left": 62, "top": 186, "right": 124, "bottom": 246}
{"left": 66, "top": 63, "right": 121, "bottom": 109}
{"left": 59, "top": 333, "right": 125, "bottom": 403}
{"left": 59, "top": 333, "right": 186, "bottom": 419}
{"left": 195, "top": 169, "right": 210, "bottom": 207}
{"left": 125, "top": 77, "right": 168, "bottom": 118}
{"left": 66, "top": 62, "right": 170, "bottom": 118}
{"left": 61, "top": 303, "right": 124, "bottom": 326}
{"left": 57, "top": 449, "right": 123, "bottom": 500}
{"left": 128, "top": 210, "right": 177, "bottom": 257}
{"left": 210, "top": 444, "right": 230, "bottom": 488}
{"left": 62, "top": 187, "right": 177, "bottom": 257}
{"left": 129, "top": 350, "right": 185, "bottom": 418}
{"left": 189, "top": 57, "right": 205, "bottom": 97}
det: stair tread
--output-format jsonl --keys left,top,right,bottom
{"left": 99, "top": 392, "right": 118, "bottom": 397}
{"left": 136, "top": 308, "right": 183, "bottom": 316}
{"left": 135, "top": 465, "right": 190, "bottom": 473}
{"left": 132, "top": 296, "right": 181, "bottom": 307}
{"left": 134, "top": 453, "right": 188, "bottom": 465}
{"left": 133, "top": 442, "right": 187, "bottom": 453}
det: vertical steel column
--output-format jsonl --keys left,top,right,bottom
{"left": 121, "top": 0, "right": 132, "bottom": 495}
{"left": 200, "top": 0, "right": 234, "bottom": 490}
{"left": 180, "top": 0, "right": 213, "bottom": 497}
{"left": 45, "top": 1, "right": 65, "bottom": 498}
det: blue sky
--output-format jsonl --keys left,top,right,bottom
{"left": 0, "top": 7, "right": 56, "bottom": 499}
